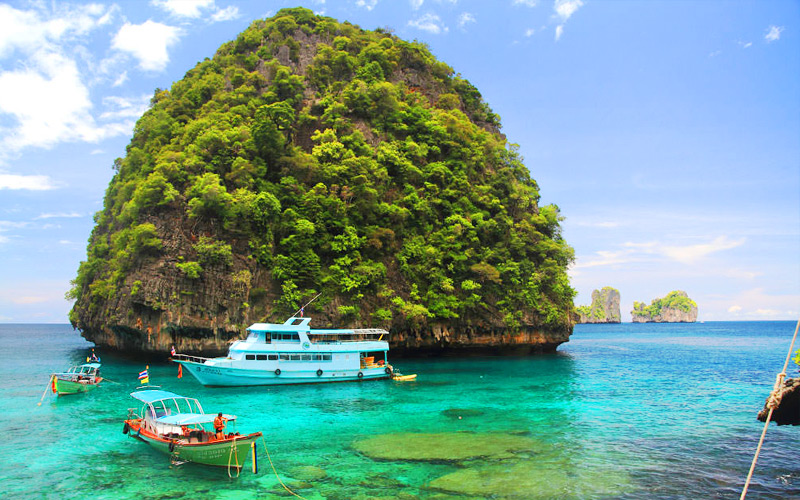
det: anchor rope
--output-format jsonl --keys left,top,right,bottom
{"left": 227, "top": 437, "right": 241, "bottom": 478}
{"left": 260, "top": 436, "right": 307, "bottom": 499}
{"left": 740, "top": 318, "right": 800, "bottom": 500}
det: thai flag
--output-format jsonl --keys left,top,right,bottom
{"left": 300, "top": 306, "right": 304, "bottom": 318}
{"left": 138, "top": 368, "right": 149, "bottom": 384}
{"left": 170, "top": 345, "right": 176, "bottom": 356}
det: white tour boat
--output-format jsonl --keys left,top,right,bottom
{"left": 172, "top": 317, "right": 392, "bottom": 386}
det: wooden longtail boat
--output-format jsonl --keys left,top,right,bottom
{"left": 52, "top": 363, "right": 102, "bottom": 395}
{"left": 123, "top": 389, "right": 262, "bottom": 469}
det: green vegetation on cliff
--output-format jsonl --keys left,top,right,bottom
{"left": 632, "top": 291, "right": 697, "bottom": 319}
{"left": 68, "top": 8, "right": 574, "bottom": 337}
{"left": 575, "top": 286, "right": 620, "bottom": 323}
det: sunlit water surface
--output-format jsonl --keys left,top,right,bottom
{"left": 1, "top": 321, "right": 798, "bottom": 499}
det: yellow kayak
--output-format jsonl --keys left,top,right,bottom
{"left": 392, "top": 374, "right": 417, "bottom": 381}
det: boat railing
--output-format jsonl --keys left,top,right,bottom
{"left": 172, "top": 353, "right": 210, "bottom": 364}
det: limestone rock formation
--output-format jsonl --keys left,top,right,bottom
{"left": 631, "top": 291, "right": 697, "bottom": 323}
{"left": 576, "top": 287, "right": 621, "bottom": 324}
{"left": 67, "top": 8, "right": 575, "bottom": 356}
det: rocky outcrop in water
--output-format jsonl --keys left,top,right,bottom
{"left": 757, "top": 377, "right": 800, "bottom": 426}
{"left": 631, "top": 291, "right": 697, "bottom": 323}
{"left": 576, "top": 287, "right": 621, "bottom": 324}
{"left": 67, "top": 8, "right": 575, "bottom": 357}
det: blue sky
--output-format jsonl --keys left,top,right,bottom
{"left": 0, "top": 0, "right": 797, "bottom": 323}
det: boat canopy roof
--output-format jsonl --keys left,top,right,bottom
{"left": 157, "top": 413, "right": 236, "bottom": 425}
{"left": 130, "top": 389, "right": 184, "bottom": 404}
{"left": 82, "top": 363, "right": 101, "bottom": 369}
{"left": 247, "top": 317, "right": 388, "bottom": 337}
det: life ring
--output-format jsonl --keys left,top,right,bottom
{"left": 357, "top": 371, "right": 364, "bottom": 379}
{"left": 316, "top": 369, "right": 323, "bottom": 377}
{"left": 122, "top": 422, "right": 130, "bottom": 434}
{"left": 274, "top": 368, "right": 281, "bottom": 376}
{"left": 385, "top": 367, "right": 391, "bottom": 375}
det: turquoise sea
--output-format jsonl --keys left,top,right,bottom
{"left": 1, "top": 321, "right": 798, "bottom": 499}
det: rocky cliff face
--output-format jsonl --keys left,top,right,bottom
{"left": 631, "top": 291, "right": 697, "bottom": 323}
{"left": 68, "top": 8, "right": 575, "bottom": 357}
{"left": 576, "top": 287, "right": 621, "bottom": 324}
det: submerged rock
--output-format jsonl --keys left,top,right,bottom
{"left": 352, "top": 432, "right": 542, "bottom": 462}
{"left": 758, "top": 377, "right": 800, "bottom": 426}
{"left": 428, "top": 461, "right": 632, "bottom": 499}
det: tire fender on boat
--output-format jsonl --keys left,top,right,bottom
{"left": 385, "top": 367, "right": 391, "bottom": 375}
{"left": 316, "top": 369, "right": 323, "bottom": 377}
{"left": 358, "top": 371, "right": 364, "bottom": 379}
{"left": 122, "top": 422, "right": 130, "bottom": 434}
{"left": 274, "top": 368, "right": 281, "bottom": 376}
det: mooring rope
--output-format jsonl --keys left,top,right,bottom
{"left": 260, "top": 436, "right": 307, "bottom": 499}
{"left": 740, "top": 318, "right": 800, "bottom": 500}
{"left": 227, "top": 437, "right": 241, "bottom": 478}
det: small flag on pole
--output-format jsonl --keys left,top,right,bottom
{"left": 170, "top": 345, "right": 176, "bottom": 356}
{"left": 300, "top": 306, "right": 304, "bottom": 318}
{"left": 138, "top": 366, "right": 149, "bottom": 384}
{"left": 177, "top": 364, "right": 183, "bottom": 379}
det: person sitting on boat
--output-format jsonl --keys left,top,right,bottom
{"left": 213, "top": 413, "right": 227, "bottom": 439}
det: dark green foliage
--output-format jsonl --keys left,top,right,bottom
{"left": 70, "top": 7, "right": 574, "bottom": 330}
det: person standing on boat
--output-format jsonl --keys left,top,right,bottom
{"left": 214, "top": 413, "right": 227, "bottom": 439}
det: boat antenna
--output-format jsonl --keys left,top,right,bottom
{"left": 292, "top": 292, "right": 322, "bottom": 318}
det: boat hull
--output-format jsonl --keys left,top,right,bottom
{"left": 126, "top": 420, "right": 261, "bottom": 468}
{"left": 54, "top": 377, "right": 100, "bottom": 395}
{"left": 176, "top": 360, "right": 390, "bottom": 386}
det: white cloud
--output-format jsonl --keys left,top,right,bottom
{"left": 657, "top": 236, "right": 745, "bottom": 264}
{"left": 728, "top": 305, "right": 742, "bottom": 313}
{"left": 112, "top": 21, "right": 182, "bottom": 72}
{"left": 410, "top": 0, "right": 424, "bottom": 10}
{"left": 525, "top": 28, "right": 535, "bottom": 37}
{"left": 708, "top": 50, "right": 722, "bottom": 58}
{"left": 554, "top": 0, "right": 583, "bottom": 21}
{"left": 0, "top": 172, "right": 55, "bottom": 191}
{"left": 36, "top": 212, "right": 82, "bottom": 219}
{"left": 738, "top": 41, "right": 752, "bottom": 49}
{"left": 0, "top": 4, "right": 133, "bottom": 157}
{"left": 211, "top": 6, "right": 240, "bottom": 22}
{"left": 408, "top": 13, "right": 448, "bottom": 34}
{"left": 513, "top": 0, "right": 539, "bottom": 6}
{"left": 99, "top": 95, "right": 152, "bottom": 121}
{"left": 356, "top": 0, "right": 379, "bottom": 11}
{"left": 765, "top": 25, "right": 784, "bottom": 42}
{"left": 575, "top": 235, "right": 746, "bottom": 269}
{"left": 555, "top": 24, "right": 564, "bottom": 41}
{"left": 458, "top": 12, "right": 476, "bottom": 28}
{"left": 151, "top": 0, "right": 214, "bottom": 19}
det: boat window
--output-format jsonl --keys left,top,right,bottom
{"left": 312, "top": 354, "right": 322, "bottom": 361}
{"left": 322, "top": 354, "right": 332, "bottom": 361}
{"left": 279, "top": 354, "right": 289, "bottom": 361}
{"left": 256, "top": 354, "right": 267, "bottom": 360}
{"left": 268, "top": 354, "right": 278, "bottom": 360}
{"left": 301, "top": 354, "right": 311, "bottom": 361}
{"left": 290, "top": 354, "right": 301, "bottom": 361}
{"left": 245, "top": 354, "right": 255, "bottom": 360}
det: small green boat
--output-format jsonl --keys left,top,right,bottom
{"left": 52, "top": 363, "right": 102, "bottom": 396}
{"left": 124, "top": 389, "right": 262, "bottom": 470}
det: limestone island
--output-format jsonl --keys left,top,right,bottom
{"left": 575, "top": 287, "right": 621, "bottom": 324}
{"left": 66, "top": 8, "right": 576, "bottom": 358}
{"left": 631, "top": 291, "right": 697, "bottom": 323}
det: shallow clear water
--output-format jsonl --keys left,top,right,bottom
{"left": 1, "top": 322, "right": 798, "bottom": 499}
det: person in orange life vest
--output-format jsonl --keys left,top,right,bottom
{"left": 214, "top": 413, "right": 227, "bottom": 439}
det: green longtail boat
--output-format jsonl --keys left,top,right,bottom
{"left": 123, "top": 389, "right": 262, "bottom": 470}
{"left": 51, "top": 363, "right": 102, "bottom": 396}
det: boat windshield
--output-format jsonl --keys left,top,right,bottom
{"left": 147, "top": 397, "right": 204, "bottom": 418}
